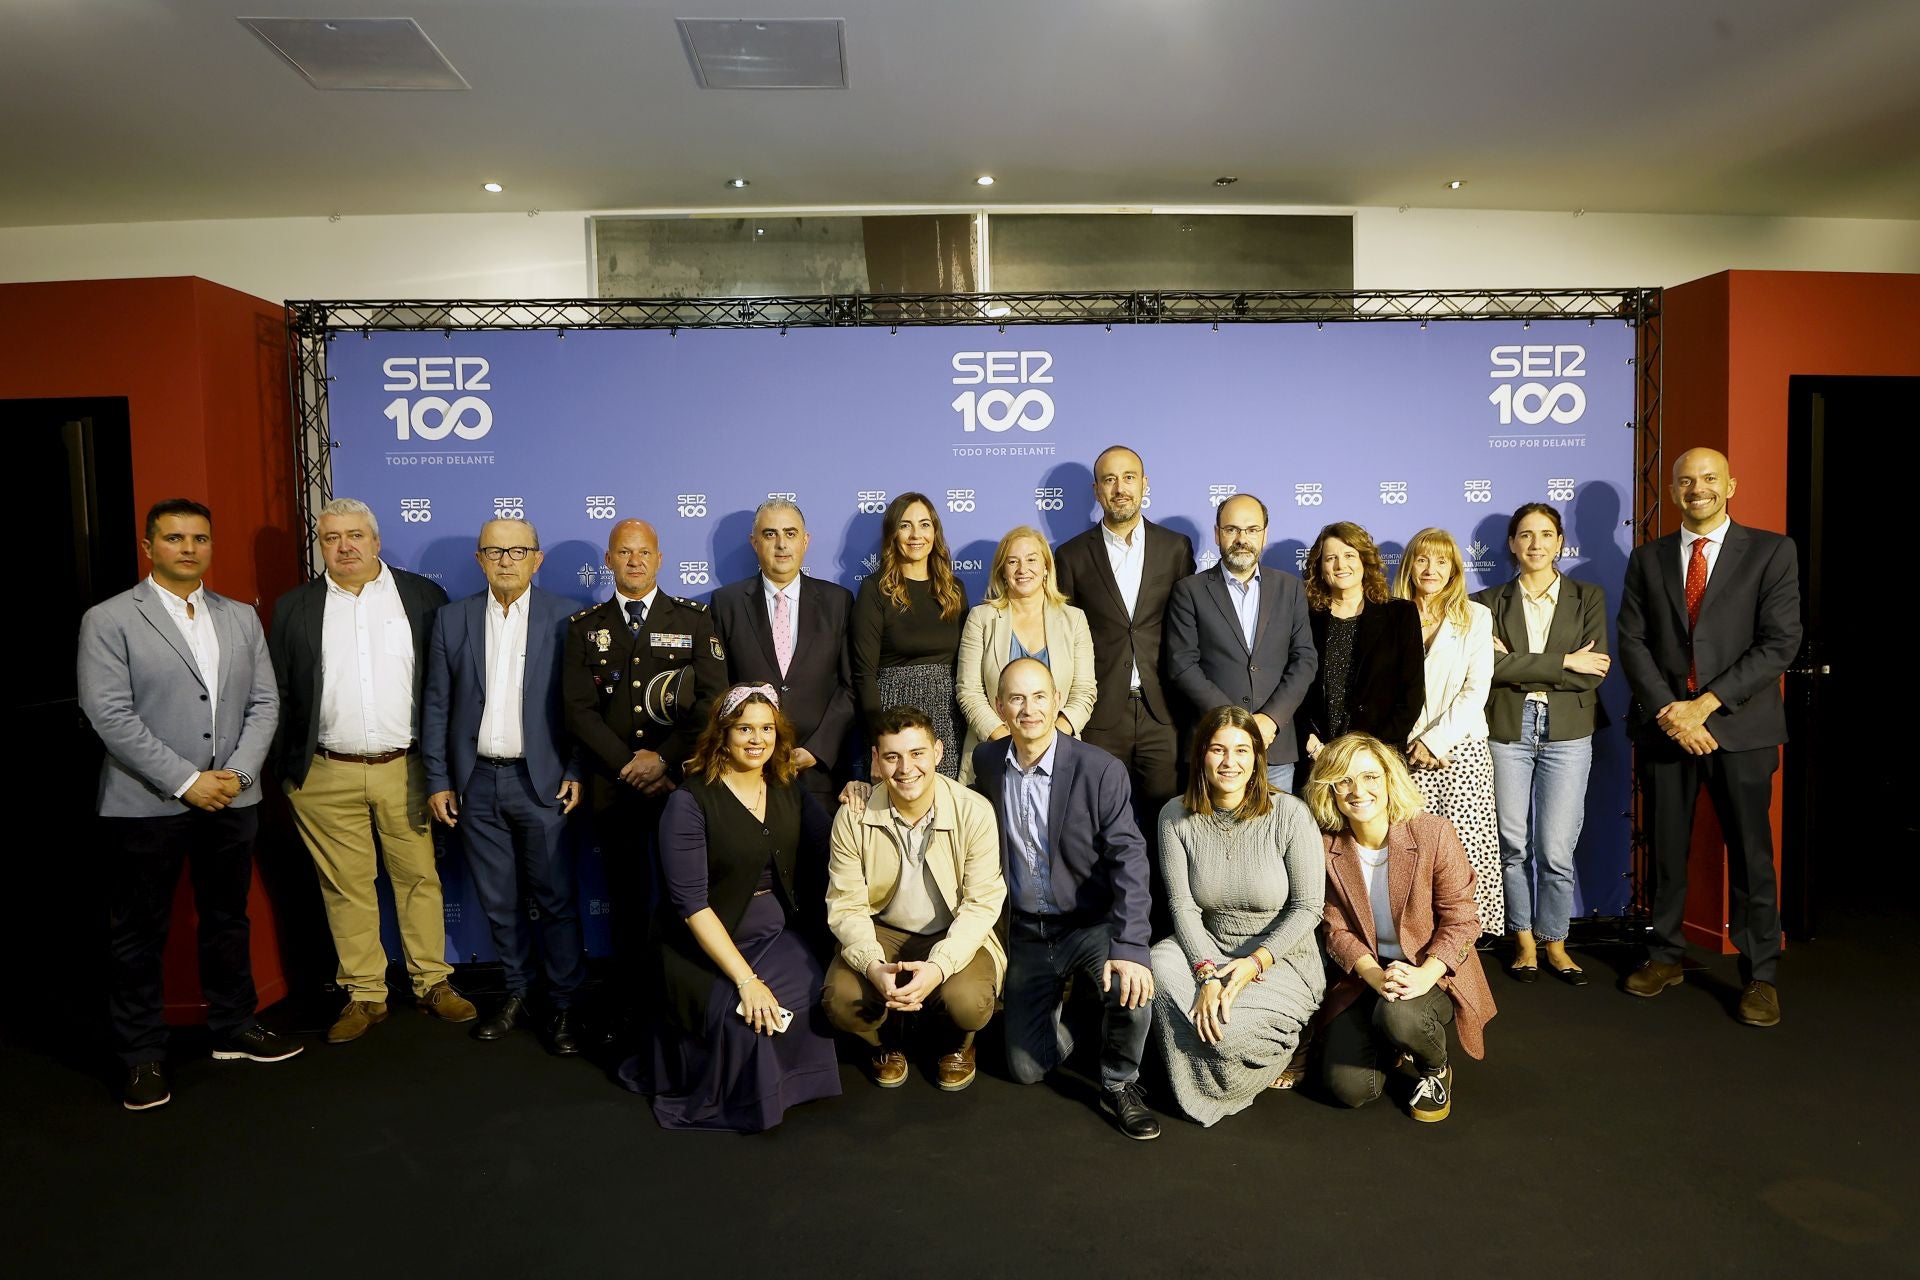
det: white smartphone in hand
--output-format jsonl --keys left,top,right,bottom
{"left": 736, "top": 1000, "right": 794, "bottom": 1033}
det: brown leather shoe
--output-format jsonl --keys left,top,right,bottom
{"left": 1623, "top": 960, "right": 1684, "bottom": 998}
{"left": 419, "top": 981, "right": 478, "bottom": 1023}
{"left": 937, "top": 1042, "right": 977, "bottom": 1092}
{"left": 1736, "top": 980, "right": 1781, "bottom": 1027}
{"left": 870, "top": 1048, "right": 909, "bottom": 1089}
{"left": 327, "top": 1000, "right": 389, "bottom": 1044}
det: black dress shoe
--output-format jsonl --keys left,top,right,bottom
{"left": 1548, "top": 963, "right": 1589, "bottom": 987}
{"left": 1100, "top": 1081, "right": 1161, "bottom": 1141}
{"left": 545, "top": 1009, "right": 581, "bottom": 1057}
{"left": 1507, "top": 961, "right": 1539, "bottom": 984}
{"left": 473, "top": 995, "right": 527, "bottom": 1042}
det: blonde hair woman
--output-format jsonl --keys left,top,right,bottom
{"left": 953, "top": 526, "right": 1096, "bottom": 783}
{"left": 1392, "top": 528, "right": 1502, "bottom": 937}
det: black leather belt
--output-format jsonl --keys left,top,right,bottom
{"left": 477, "top": 755, "right": 525, "bottom": 768}
{"left": 317, "top": 746, "right": 411, "bottom": 765}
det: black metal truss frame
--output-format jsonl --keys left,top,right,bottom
{"left": 288, "top": 285, "right": 1662, "bottom": 923}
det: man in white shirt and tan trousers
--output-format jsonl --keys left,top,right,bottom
{"left": 269, "top": 497, "right": 477, "bottom": 1044}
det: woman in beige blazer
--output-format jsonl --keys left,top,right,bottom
{"left": 954, "top": 525, "right": 1096, "bottom": 783}
{"left": 1394, "top": 528, "right": 1502, "bottom": 937}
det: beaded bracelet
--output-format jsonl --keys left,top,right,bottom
{"left": 736, "top": 973, "right": 763, "bottom": 990}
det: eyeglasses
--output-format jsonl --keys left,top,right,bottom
{"left": 1332, "top": 771, "right": 1384, "bottom": 795}
{"left": 478, "top": 546, "right": 538, "bottom": 562}
{"left": 1218, "top": 524, "right": 1266, "bottom": 539}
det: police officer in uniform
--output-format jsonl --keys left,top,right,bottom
{"left": 563, "top": 518, "right": 727, "bottom": 1028}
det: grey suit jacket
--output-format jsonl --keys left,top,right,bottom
{"left": 1165, "top": 564, "right": 1318, "bottom": 765}
{"left": 78, "top": 579, "right": 279, "bottom": 818}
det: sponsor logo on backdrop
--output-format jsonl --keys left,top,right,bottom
{"left": 1488, "top": 343, "right": 1588, "bottom": 449}
{"left": 1207, "top": 484, "right": 1238, "bottom": 508}
{"left": 952, "top": 558, "right": 984, "bottom": 572}
{"left": 585, "top": 495, "right": 617, "bottom": 520}
{"left": 766, "top": 491, "right": 797, "bottom": 502}
{"left": 675, "top": 493, "right": 708, "bottom": 518}
{"left": 945, "top": 489, "right": 977, "bottom": 514}
{"left": 856, "top": 490, "right": 888, "bottom": 515}
{"left": 1547, "top": 477, "right": 1576, "bottom": 502}
{"left": 492, "top": 497, "right": 525, "bottom": 520}
{"left": 1295, "top": 483, "right": 1324, "bottom": 507}
{"left": 1379, "top": 481, "right": 1408, "bottom": 506}
{"left": 679, "top": 560, "right": 712, "bottom": 587}
{"left": 1142, "top": 484, "right": 1154, "bottom": 511}
{"left": 1034, "top": 486, "right": 1065, "bottom": 512}
{"left": 949, "top": 349, "right": 1057, "bottom": 459}
{"left": 1196, "top": 547, "right": 1221, "bottom": 571}
{"left": 382, "top": 356, "right": 495, "bottom": 464}
{"left": 1293, "top": 547, "right": 1310, "bottom": 573}
{"left": 1466, "top": 540, "right": 1495, "bottom": 574}
{"left": 1464, "top": 479, "right": 1493, "bottom": 504}
{"left": 855, "top": 552, "right": 881, "bottom": 582}
{"left": 576, "top": 562, "right": 609, "bottom": 588}
{"left": 399, "top": 498, "right": 432, "bottom": 524}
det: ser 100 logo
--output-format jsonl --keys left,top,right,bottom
{"left": 492, "top": 497, "right": 525, "bottom": 520}
{"left": 676, "top": 493, "right": 708, "bottom": 518}
{"left": 1488, "top": 345, "right": 1587, "bottom": 426}
{"left": 1547, "top": 477, "right": 1576, "bottom": 501}
{"left": 383, "top": 357, "right": 493, "bottom": 441}
{"left": 946, "top": 489, "right": 977, "bottom": 514}
{"left": 679, "top": 561, "right": 712, "bottom": 587}
{"left": 951, "top": 350, "right": 1055, "bottom": 433}
{"left": 1379, "top": 482, "right": 1409, "bottom": 506}
{"left": 1034, "top": 487, "right": 1065, "bottom": 512}
{"left": 856, "top": 490, "right": 888, "bottom": 515}
{"left": 1464, "top": 480, "right": 1493, "bottom": 504}
{"left": 399, "top": 498, "right": 432, "bottom": 524}
{"left": 585, "top": 496, "right": 617, "bottom": 520}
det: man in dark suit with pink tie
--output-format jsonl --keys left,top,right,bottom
{"left": 1617, "top": 447, "right": 1803, "bottom": 1026}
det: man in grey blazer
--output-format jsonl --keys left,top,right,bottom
{"left": 1617, "top": 448, "right": 1803, "bottom": 1026}
{"left": 78, "top": 499, "right": 299, "bottom": 1112}
{"left": 1166, "top": 493, "right": 1318, "bottom": 792}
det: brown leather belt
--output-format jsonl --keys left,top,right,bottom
{"left": 317, "top": 746, "right": 411, "bottom": 766}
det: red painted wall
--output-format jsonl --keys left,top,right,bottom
{"left": 1, "top": 276, "right": 299, "bottom": 1016}
{"left": 1659, "top": 270, "right": 1920, "bottom": 950}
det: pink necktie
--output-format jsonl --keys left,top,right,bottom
{"left": 1684, "top": 538, "right": 1707, "bottom": 692}
{"left": 773, "top": 589, "right": 793, "bottom": 677}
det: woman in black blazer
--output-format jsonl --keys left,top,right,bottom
{"left": 1299, "top": 521, "right": 1425, "bottom": 765}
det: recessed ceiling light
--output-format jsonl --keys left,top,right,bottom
{"left": 481, "top": 182, "right": 503, "bottom": 193}
{"left": 975, "top": 175, "right": 995, "bottom": 187}
{"left": 725, "top": 177, "right": 750, "bottom": 189}
{"left": 1445, "top": 179, "right": 1466, "bottom": 190}
{"left": 1213, "top": 176, "right": 1238, "bottom": 186}
{"left": 755, "top": 226, "right": 765, "bottom": 236}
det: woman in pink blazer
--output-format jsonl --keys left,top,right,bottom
{"left": 1304, "top": 732, "right": 1496, "bottom": 1123}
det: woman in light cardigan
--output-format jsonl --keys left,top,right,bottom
{"left": 953, "top": 525, "right": 1096, "bottom": 783}
{"left": 1393, "top": 527, "right": 1502, "bottom": 937}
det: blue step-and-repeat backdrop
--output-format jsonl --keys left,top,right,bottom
{"left": 323, "top": 318, "right": 1637, "bottom": 961}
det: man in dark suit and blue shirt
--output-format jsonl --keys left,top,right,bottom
{"left": 971, "top": 658, "right": 1160, "bottom": 1140}
{"left": 710, "top": 499, "right": 856, "bottom": 805}
{"left": 269, "top": 497, "right": 477, "bottom": 1045}
{"left": 1053, "top": 445, "right": 1196, "bottom": 848}
{"left": 425, "top": 517, "right": 586, "bottom": 1054}
{"left": 79, "top": 498, "right": 298, "bottom": 1112}
{"left": 1617, "top": 447, "right": 1803, "bottom": 1026}
{"left": 1166, "top": 492, "right": 1318, "bottom": 792}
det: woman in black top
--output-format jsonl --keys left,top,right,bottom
{"left": 1299, "top": 521, "right": 1424, "bottom": 764}
{"left": 619, "top": 684, "right": 841, "bottom": 1132}
{"left": 851, "top": 491, "right": 970, "bottom": 778}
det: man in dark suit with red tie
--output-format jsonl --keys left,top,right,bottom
{"left": 1617, "top": 447, "right": 1803, "bottom": 1026}
{"left": 710, "top": 499, "right": 856, "bottom": 808}
{"left": 1053, "top": 445, "right": 1196, "bottom": 855}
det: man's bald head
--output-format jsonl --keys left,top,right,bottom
{"left": 1670, "top": 446, "right": 1737, "bottom": 534}
{"left": 606, "top": 518, "right": 662, "bottom": 598}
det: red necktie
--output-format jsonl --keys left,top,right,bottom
{"left": 1684, "top": 537, "right": 1707, "bottom": 692}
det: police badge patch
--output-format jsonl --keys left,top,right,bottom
{"left": 710, "top": 635, "right": 726, "bottom": 661}
{"left": 591, "top": 629, "right": 613, "bottom": 652}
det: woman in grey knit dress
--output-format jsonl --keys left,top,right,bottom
{"left": 1150, "top": 705, "right": 1327, "bottom": 1127}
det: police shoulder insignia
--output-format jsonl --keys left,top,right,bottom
{"left": 710, "top": 635, "right": 726, "bottom": 660}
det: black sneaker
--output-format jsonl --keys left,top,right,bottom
{"left": 210, "top": 1024, "right": 305, "bottom": 1063}
{"left": 123, "top": 1061, "right": 171, "bottom": 1111}
{"left": 1410, "top": 1063, "right": 1452, "bottom": 1123}
{"left": 1099, "top": 1081, "right": 1162, "bottom": 1141}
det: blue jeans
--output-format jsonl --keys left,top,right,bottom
{"left": 1489, "top": 701, "right": 1592, "bottom": 942}
{"left": 1266, "top": 762, "right": 1295, "bottom": 794}
{"left": 1004, "top": 914, "right": 1152, "bottom": 1088}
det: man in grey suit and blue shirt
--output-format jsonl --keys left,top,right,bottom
{"left": 79, "top": 498, "right": 300, "bottom": 1112}
{"left": 424, "top": 517, "right": 587, "bottom": 1054}
{"left": 1166, "top": 492, "right": 1318, "bottom": 792}
{"left": 970, "top": 658, "right": 1160, "bottom": 1140}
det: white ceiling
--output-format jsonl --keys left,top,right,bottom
{"left": 4, "top": 0, "right": 1918, "bottom": 228}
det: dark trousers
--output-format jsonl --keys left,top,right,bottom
{"left": 1318, "top": 985, "right": 1453, "bottom": 1109}
{"left": 1640, "top": 742, "right": 1782, "bottom": 983}
{"left": 1084, "top": 695, "right": 1181, "bottom": 935}
{"left": 105, "top": 806, "right": 260, "bottom": 1065}
{"left": 1004, "top": 913, "right": 1151, "bottom": 1088}
{"left": 460, "top": 760, "right": 585, "bottom": 1007}
{"left": 593, "top": 783, "right": 665, "bottom": 1009}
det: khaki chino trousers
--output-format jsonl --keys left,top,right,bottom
{"left": 286, "top": 752, "right": 453, "bottom": 1001}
